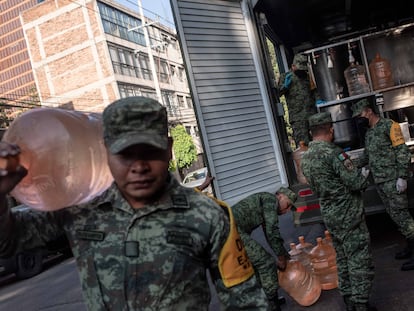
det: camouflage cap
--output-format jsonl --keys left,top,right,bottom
{"left": 308, "top": 112, "right": 333, "bottom": 127}
{"left": 351, "top": 99, "right": 371, "bottom": 117}
{"left": 103, "top": 96, "right": 168, "bottom": 154}
{"left": 292, "top": 53, "right": 308, "bottom": 71}
{"left": 277, "top": 187, "right": 298, "bottom": 204}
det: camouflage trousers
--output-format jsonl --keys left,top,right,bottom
{"left": 329, "top": 217, "right": 374, "bottom": 304}
{"left": 290, "top": 120, "right": 311, "bottom": 146}
{"left": 239, "top": 231, "right": 278, "bottom": 299}
{"left": 376, "top": 180, "right": 414, "bottom": 240}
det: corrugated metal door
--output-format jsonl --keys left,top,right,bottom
{"left": 171, "top": 0, "right": 288, "bottom": 205}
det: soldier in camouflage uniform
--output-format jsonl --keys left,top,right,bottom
{"left": 0, "top": 97, "right": 269, "bottom": 310}
{"left": 352, "top": 99, "right": 414, "bottom": 271}
{"left": 231, "top": 187, "right": 298, "bottom": 311}
{"left": 301, "top": 112, "right": 376, "bottom": 311}
{"left": 278, "top": 53, "right": 319, "bottom": 147}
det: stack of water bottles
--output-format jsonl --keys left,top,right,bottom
{"left": 278, "top": 231, "right": 338, "bottom": 306}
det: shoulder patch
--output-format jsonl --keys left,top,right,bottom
{"left": 337, "top": 152, "right": 349, "bottom": 161}
{"left": 218, "top": 205, "right": 254, "bottom": 287}
{"left": 338, "top": 152, "right": 354, "bottom": 171}
{"left": 390, "top": 121, "right": 406, "bottom": 147}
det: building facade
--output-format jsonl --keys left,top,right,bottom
{"left": 1, "top": 0, "right": 203, "bottom": 160}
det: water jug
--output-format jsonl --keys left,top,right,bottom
{"left": 293, "top": 141, "right": 308, "bottom": 184}
{"left": 278, "top": 258, "right": 322, "bottom": 306}
{"left": 369, "top": 53, "right": 394, "bottom": 90}
{"left": 296, "top": 235, "right": 314, "bottom": 254}
{"left": 2, "top": 108, "right": 113, "bottom": 211}
{"left": 289, "top": 242, "right": 312, "bottom": 274}
{"left": 344, "top": 62, "right": 370, "bottom": 96}
{"left": 309, "top": 237, "right": 338, "bottom": 290}
{"left": 323, "top": 230, "right": 333, "bottom": 247}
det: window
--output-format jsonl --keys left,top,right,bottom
{"left": 177, "top": 95, "right": 185, "bottom": 108}
{"left": 178, "top": 67, "right": 185, "bottom": 82}
{"left": 156, "top": 59, "right": 169, "bottom": 83}
{"left": 186, "top": 96, "right": 193, "bottom": 109}
{"left": 98, "top": 2, "right": 146, "bottom": 46}
{"left": 108, "top": 45, "right": 143, "bottom": 79}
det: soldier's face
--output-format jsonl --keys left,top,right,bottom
{"left": 107, "top": 139, "right": 173, "bottom": 208}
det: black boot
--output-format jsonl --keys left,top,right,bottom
{"left": 354, "top": 303, "right": 368, "bottom": 311}
{"left": 343, "top": 295, "right": 354, "bottom": 311}
{"left": 354, "top": 303, "right": 377, "bottom": 311}
{"left": 268, "top": 299, "right": 281, "bottom": 311}
{"left": 401, "top": 238, "right": 414, "bottom": 271}
{"left": 268, "top": 292, "right": 282, "bottom": 311}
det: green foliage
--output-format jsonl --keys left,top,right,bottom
{"left": 265, "top": 38, "right": 294, "bottom": 148}
{"left": 170, "top": 125, "right": 197, "bottom": 169}
{"left": 168, "top": 159, "right": 177, "bottom": 172}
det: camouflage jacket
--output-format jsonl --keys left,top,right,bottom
{"left": 231, "top": 192, "right": 288, "bottom": 257}
{"left": 301, "top": 141, "right": 369, "bottom": 231}
{"left": 0, "top": 176, "right": 268, "bottom": 311}
{"left": 278, "top": 71, "right": 318, "bottom": 123}
{"left": 361, "top": 117, "right": 411, "bottom": 183}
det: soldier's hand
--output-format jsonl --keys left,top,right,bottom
{"left": 396, "top": 178, "right": 407, "bottom": 193}
{"left": 283, "top": 72, "right": 293, "bottom": 88}
{"left": 0, "top": 142, "right": 27, "bottom": 196}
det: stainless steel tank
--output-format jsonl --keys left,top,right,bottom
{"left": 309, "top": 47, "right": 349, "bottom": 101}
{"left": 321, "top": 103, "right": 359, "bottom": 148}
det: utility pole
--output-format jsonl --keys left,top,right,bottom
{"left": 137, "top": 0, "right": 162, "bottom": 103}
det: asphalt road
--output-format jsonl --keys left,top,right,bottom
{"left": 0, "top": 212, "right": 413, "bottom": 311}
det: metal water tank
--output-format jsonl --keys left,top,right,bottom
{"left": 321, "top": 103, "right": 358, "bottom": 149}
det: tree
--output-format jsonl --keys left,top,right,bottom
{"left": 170, "top": 125, "right": 197, "bottom": 176}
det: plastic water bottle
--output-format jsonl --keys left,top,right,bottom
{"left": 293, "top": 141, "right": 308, "bottom": 184}
{"left": 2, "top": 108, "right": 113, "bottom": 211}
{"left": 344, "top": 49, "right": 370, "bottom": 96}
{"left": 289, "top": 243, "right": 312, "bottom": 274}
{"left": 323, "top": 230, "right": 333, "bottom": 247}
{"left": 369, "top": 53, "right": 394, "bottom": 90}
{"left": 309, "top": 237, "right": 338, "bottom": 290}
{"left": 278, "top": 257, "right": 322, "bottom": 306}
{"left": 297, "top": 235, "right": 314, "bottom": 254}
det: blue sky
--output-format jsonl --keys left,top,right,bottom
{"left": 115, "top": 0, "right": 175, "bottom": 29}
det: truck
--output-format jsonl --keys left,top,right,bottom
{"left": 169, "top": 0, "right": 414, "bottom": 226}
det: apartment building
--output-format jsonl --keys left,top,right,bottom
{"left": 1, "top": 0, "right": 203, "bottom": 158}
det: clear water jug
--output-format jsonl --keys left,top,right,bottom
{"left": 3, "top": 108, "right": 113, "bottom": 211}
{"left": 344, "top": 62, "right": 370, "bottom": 96}
{"left": 289, "top": 242, "right": 312, "bottom": 274}
{"left": 323, "top": 230, "right": 334, "bottom": 247}
{"left": 369, "top": 53, "right": 394, "bottom": 90}
{"left": 293, "top": 141, "right": 308, "bottom": 184}
{"left": 278, "top": 258, "right": 322, "bottom": 306}
{"left": 309, "top": 237, "right": 338, "bottom": 290}
{"left": 297, "top": 235, "right": 314, "bottom": 254}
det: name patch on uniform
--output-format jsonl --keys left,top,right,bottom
{"left": 338, "top": 152, "right": 354, "bottom": 171}
{"left": 171, "top": 195, "right": 189, "bottom": 207}
{"left": 76, "top": 230, "right": 105, "bottom": 241}
{"left": 167, "top": 230, "right": 193, "bottom": 246}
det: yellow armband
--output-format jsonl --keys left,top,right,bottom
{"left": 194, "top": 188, "right": 254, "bottom": 287}
{"left": 218, "top": 205, "right": 254, "bottom": 287}
{"left": 390, "top": 121, "right": 406, "bottom": 147}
